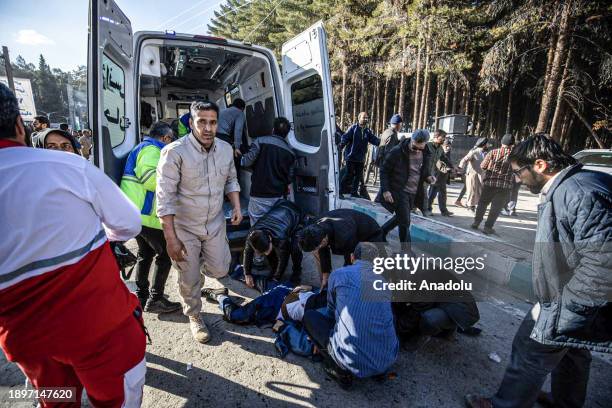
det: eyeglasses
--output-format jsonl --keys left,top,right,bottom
{"left": 46, "top": 143, "right": 74, "bottom": 152}
{"left": 512, "top": 164, "right": 531, "bottom": 176}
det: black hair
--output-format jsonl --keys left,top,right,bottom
{"left": 248, "top": 229, "right": 271, "bottom": 253}
{"left": 434, "top": 129, "right": 447, "bottom": 138}
{"left": 59, "top": 123, "right": 69, "bottom": 131}
{"left": 34, "top": 115, "right": 50, "bottom": 126}
{"left": 509, "top": 133, "right": 577, "bottom": 172}
{"left": 0, "top": 83, "right": 20, "bottom": 139}
{"left": 273, "top": 117, "right": 291, "bottom": 138}
{"left": 190, "top": 100, "right": 219, "bottom": 118}
{"left": 354, "top": 242, "right": 379, "bottom": 261}
{"left": 297, "top": 224, "right": 326, "bottom": 252}
{"left": 149, "top": 121, "right": 173, "bottom": 139}
{"left": 232, "top": 98, "right": 246, "bottom": 110}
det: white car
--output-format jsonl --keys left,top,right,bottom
{"left": 573, "top": 149, "right": 612, "bottom": 175}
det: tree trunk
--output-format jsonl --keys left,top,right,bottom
{"left": 382, "top": 76, "right": 390, "bottom": 132}
{"left": 434, "top": 76, "right": 442, "bottom": 127}
{"left": 472, "top": 93, "right": 480, "bottom": 135}
{"left": 542, "top": 18, "right": 559, "bottom": 94}
{"left": 359, "top": 76, "right": 366, "bottom": 113}
{"left": 398, "top": 37, "right": 407, "bottom": 120}
{"left": 340, "top": 61, "right": 348, "bottom": 129}
{"left": 393, "top": 80, "right": 400, "bottom": 115}
{"left": 451, "top": 80, "right": 458, "bottom": 114}
{"left": 505, "top": 83, "right": 514, "bottom": 135}
{"left": 550, "top": 46, "right": 573, "bottom": 141}
{"left": 463, "top": 83, "right": 470, "bottom": 115}
{"left": 371, "top": 77, "right": 380, "bottom": 133}
{"left": 352, "top": 75, "right": 358, "bottom": 123}
{"left": 443, "top": 77, "right": 451, "bottom": 115}
{"left": 484, "top": 93, "right": 494, "bottom": 137}
{"left": 564, "top": 97, "right": 605, "bottom": 148}
{"left": 536, "top": 1, "right": 572, "bottom": 133}
{"left": 412, "top": 41, "right": 422, "bottom": 129}
{"left": 418, "top": 43, "right": 431, "bottom": 129}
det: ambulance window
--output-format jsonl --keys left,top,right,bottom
{"left": 102, "top": 54, "right": 126, "bottom": 148}
{"left": 291, "top": 73, "right": 324, "bottom": 148}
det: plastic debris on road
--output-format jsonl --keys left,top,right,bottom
{"left": 488, "top": 352, "right": 502, "bottom": 363}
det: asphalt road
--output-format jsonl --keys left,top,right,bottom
{"left": 2, "top": 236, "right": 611, "bottom": 407}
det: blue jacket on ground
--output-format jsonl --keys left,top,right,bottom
{"left": 339, "top": 124, "right": 380, "bottom": 163}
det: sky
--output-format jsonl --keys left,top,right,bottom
{"left": 0, "top": 0, "right": 226, "bottom": 72}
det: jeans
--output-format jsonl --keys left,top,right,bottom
{"left": 341, "top": 161, "right": 365, "bottom": 196}
{"left": 381, "top": 191, "right": 415, "bottom": 246}
{"left": 427, "top": 184, "right": 449, "bottom": 213}
{"left": 135, "top": 226, "right": 172, "bottom": 301}
{"left": 474, "top": 186, "right": 511, "bottom": 228}
{"left": 492, "top": 310, "right": 591, "bottom": 408}
{"left": 248, "top": 196, "right": 281, "bottom": 226}
{"left": 419, "top": 308, "right": 456, "bottom": 336}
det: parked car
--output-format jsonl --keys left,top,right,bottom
{"left": 573, "top": 149, "right": 612, "bottom": 175}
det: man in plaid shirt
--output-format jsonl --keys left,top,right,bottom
{"left": 471, "top": 134, "right": 515, "bottom": 234}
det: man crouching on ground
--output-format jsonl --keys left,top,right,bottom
{"left": 156, "top": 100, "right": 242, "bottom": 344}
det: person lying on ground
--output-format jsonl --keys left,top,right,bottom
{"left": 302, "top": 242, "right": 398, "bottom": 389}
{"left": 201, "top": 271, "right": 326, "bottom": 327}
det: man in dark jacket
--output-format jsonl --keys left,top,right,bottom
{"left": 379, "top": 130, "right": 434, "bottom": 251}
{"left": 376, "top": 114, "right": 403, "bottom": 168}
{"left": 427, "top": 139, "right": 454, "bottom": 216}
{"left": 242, "top": 200, "right": 304, "bottom": 286}
{"left": 423, "top": 129, "right": 448, "bottom": 216}
{"left": 297, "top": 209, "right": 383, "bottom": 287}
{"left": 339, "top": 112, "right": 380, "bottom": 198}
{"left": 241, "top": 117, "right": 295, "bottom": 225}
{"left": 466, "top": 134, "right": 612, "bottom": 408}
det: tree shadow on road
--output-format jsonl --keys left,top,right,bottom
{"left": 145, "top": 352, "right": 304, "bottom": 408}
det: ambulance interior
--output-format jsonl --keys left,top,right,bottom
{"left": 137, "top": 40, "right": 278, "bottom": 243}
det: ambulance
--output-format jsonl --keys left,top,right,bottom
{"left": 88, "top": 0, "right": 345, "bottom": 248}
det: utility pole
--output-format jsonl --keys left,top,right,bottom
{"left": 2, "top": 46, "right": 15, "bottom": 93}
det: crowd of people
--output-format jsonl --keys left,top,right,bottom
{"left": 1, "top": 81, "right": 610, "bottom": 408}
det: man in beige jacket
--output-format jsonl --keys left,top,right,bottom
{"left": 157, "top": 100, "right": 242, "bottom": 343}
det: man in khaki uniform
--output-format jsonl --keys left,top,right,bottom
{"left": 157, "top": 101, "right": 242, "bottom": 343}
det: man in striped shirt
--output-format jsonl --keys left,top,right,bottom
{"left": 471, "top": 134, "right": 515, "bottom": 235}
{"left": 302, "top": 242, "right": 398, "bottom": 389}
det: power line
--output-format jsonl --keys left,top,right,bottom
{"left": 155, "top": 0, "right": 214, "bottom": 30}
{"left": 243, "top": 0, "right": 284, "bottom": 43}
{"left": 169, "top": 0, "right": 228, "bottom": 31}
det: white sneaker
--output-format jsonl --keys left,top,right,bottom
{"left": 189, "top": 315, "right": 211, "bottom": 344}
{"left": 501, "top": 209, "right": 510, "bottom": 216}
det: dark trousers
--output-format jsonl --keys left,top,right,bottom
{"left": 457, "top": 184, "right": 467, "bottom": 201}
{"left": 419, "top": 308, "right": 456, "bottom": 336}
{"left": 341, "top": 161, "right": 365, "bottom": 196}
{"left": 474, "top": 186, "right": 510, "bottom": 228}
{"left": 505, "top": 181, "right": 521, "bottom": 211}
{"left": 267, "top": 240, "right": 303, "bottom": 281}
{"left": 427, "top": 184, "right": 449, "bottom": 213}
{"left": 303, "top": 309, "right": 335, "bottom": 349}
{"left": 135, "top": 226, "right": 172, "bottom": 301}
{"left": 382, "top": 191, "right": 415, "bottom": 245}
{"left": 493, "top": 311, "right": 591, "bottom": 408}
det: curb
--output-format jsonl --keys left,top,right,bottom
{"left": 339, "top": 198, "right": 535, "bottom": 301}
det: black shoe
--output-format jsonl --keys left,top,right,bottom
{"left": 145, "top": 297, "right": 182, "bottom": 313}
{"left": 289, "top": 272, "right": 302, "bottom": 286}
{"left": 423, "top": 210, "right": 434, "bottom": 216}
{"left": 441, "top": 211, "right": 453, "bottom": 216}
{"left": 482, "top": 226, "right": 496, "bottom": 235}
{"left": 470, "top": 222, "right": 479, "bottom": 229}
{"left": 201, "top": 287, "right": 228, "bottom": 302}
{"left": 323, "top": 363, "right": 353, "bottom": 390}
{"left": 511, "top": 211, "right": 518, "bottom": 217}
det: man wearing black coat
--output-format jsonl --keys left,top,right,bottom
{"left": 379, "top": 129, "right": 434, "bottom": 251}
{"left": 297, "top": 209, "right": 383, "bottom": 287}
{"left": 242, "top": 200, "right": 304, "bottom": 287}
{"left": 466, "top": 134, "right": 612, "bottom": 408}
